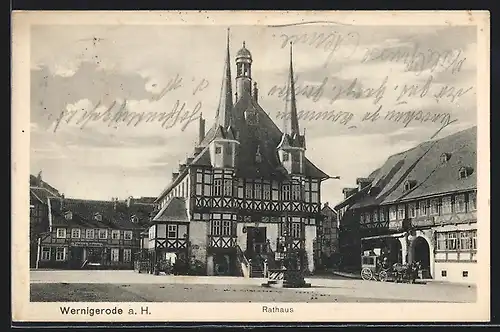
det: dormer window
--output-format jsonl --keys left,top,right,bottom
{"left": 131, "top": 215, "right": 139, "bottom": 223}
{"left": 404, "top": 180, "right": 417, "bottom": 191}
{"left": 459, "top": 166, "right": 474, "bottom": 179}
{"left": 255, "top": 146, "right": 262, "bottom": 163}
{"left": 440, "top": 153, "right": 451, "bottom": 163}
{"left": 94, "top": 213, "right": 102, "bottom": 221}
{"left": 64, "top": 211, "right": 72, "bottom": 220}
{"left": 244, "top": 109, "right": 259, "bottom": 125}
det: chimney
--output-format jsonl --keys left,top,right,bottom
{"left": 252, "top": 82, "right": 259, "bottom": 102}
{"left": 113, "top": 197, "right": 117, "bottom": 210}
{"left": 324, "top": 202, "right": 329, "bottom": 208}
{"left": 172, "top": 172, "right": 179, "bottom": 181}
{"left": 198, "top": 114, "right": 206, "bottom": 144}
{"left": 127, "top": 196, "right": 133, "bottom": 208}
{"left": 356, "top": 177, "right": 372, "bottom": 191}
{"left": 60, "top": 193, "right": 65, "bottom": 210}
{"left": 179, "top": 164, "right": 186, "bottom": 173}
{"left": 36, "top": 171, "right": 43, "bottom": 187}
{"left": 342, "top": 187, "right": 357, "bottom": 199}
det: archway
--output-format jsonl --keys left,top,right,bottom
{"left": 412, "top": 236, "right": 431, "bottom": 278}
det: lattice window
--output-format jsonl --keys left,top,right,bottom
{"left": 468, "top": 192, "right": 477, "bottom": 211}
{"left": 282, "top": 184, "right": 290, "bottom": 201}
{"left": 455, "top": 194, "right": 466, "bottom": 213}
{"left": 223, "top": 179, "right": 233, "bottom": 196}
{"left": 167, "top": 225, "right": 178, "bottom": 239}
{"left": 213, "top": 179, "right": 222, "bottom": 196}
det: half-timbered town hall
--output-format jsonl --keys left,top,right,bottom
{"left": 142, "top": 31, "right": 329, "bottom": 277}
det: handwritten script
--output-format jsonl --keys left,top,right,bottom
{"left": 270, "top": 29, "right": 474, "bottom": 139}
{"left": 49, "top": 74, "right": 209, "bottom": 133}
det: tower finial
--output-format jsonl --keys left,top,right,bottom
{"left": 286, "top": 41, "right": 300, "bottom": 137}
{"left": 215, "top": 28, "right": 234, "bottom": 128}
{"left": 243, "top": 41, "right": 246, "bottom": 48}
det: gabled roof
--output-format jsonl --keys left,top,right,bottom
{"left": 30, "top": 187, "right": 59, "bottom": 205}
{"left": 321, "top": 204, "right": 337, "bottom": 215}
{"left": 345, "top": 126, "right": 477, "bottom": 210}
{"left": 152, "top": 197, "right": 188, "bottom": 222}
{"left": 48, "top": 197, "right": 154, "bottom": 229}
{"left": 30, "top": 174, "right": 61, "bottom": 197}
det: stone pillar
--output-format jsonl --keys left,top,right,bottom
{"left": 207, "top": 255, "right": 214, "bottom": 276}
{"left": 398, "top": 237, "right": 408, "bottom": 264}
{"left": 304, "top": 225, "right": 316, "bottom": 273}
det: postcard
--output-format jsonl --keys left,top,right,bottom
{"left": 12, "top": 10, "right": 490, "bottom": 323}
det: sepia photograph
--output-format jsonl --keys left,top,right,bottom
{"left": 12, "top": 11, "right": 490, "bottom": 322}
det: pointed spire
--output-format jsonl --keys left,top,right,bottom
{"left": 215, "top": 28, "right": 233, "bottom": 128}
{"left": 286, "top": 42, "right": 300, "bottom": 137}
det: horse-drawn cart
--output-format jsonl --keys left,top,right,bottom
{"left": 360, "top": 253, "right": 390, "bottom": 282}
{"left": 361, "top": 253, "right": 421, "bottom": 283}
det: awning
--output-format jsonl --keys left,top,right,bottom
{"left": 361, "top": 232, "right": 406, "bottom": 241}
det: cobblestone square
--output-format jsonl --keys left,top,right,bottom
{"left": 30, "top": 270, "right": 476, "bottom": 303}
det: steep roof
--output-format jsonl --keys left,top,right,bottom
{"left": 197, "top": 96, "right": 329, "bottom": 180}
{"left": 48, "top": 197, "right": 154, "bottom": 229}
{"left": 152, "top": 197, "right": 188, "bottom": 222}
{"left": 30, "top": 174, "right": 61, "bottom": 197}
{"left": 30, "top": 187, "right": 59, "bottom": 205}
{"left": 347, "top": 126, "right": 477, "bottom": 209}
{"left": 321, "top": 204, "right": 338, "bottom": 216}
{"left": 155, "top": 40, "right": 329, "bottom": 202}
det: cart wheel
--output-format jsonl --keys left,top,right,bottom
{"left": 361, "top": 268, "right": 373, "bottom": 281}
{"left": 379, "top": 270, "right": 389, "bottom": 282}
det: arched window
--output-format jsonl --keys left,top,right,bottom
{"left": 440, "top": 153, "right": 451, "bottom": 163}
{"left": 459, "top": 166, "right": 474, "bottom": 179}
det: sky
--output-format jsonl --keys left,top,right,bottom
{"left": 30, "top": 24, "right": 477, "bottom": 205}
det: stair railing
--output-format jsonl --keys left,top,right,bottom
{"left": 264, "top": 240, "right": 278, "bottom": 270}
{"left": 236, "top": 245, "right": 251, "bottom": 278}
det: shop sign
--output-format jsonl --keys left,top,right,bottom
{"left": 71, "top": 241, "right": 104, "bottom": 247}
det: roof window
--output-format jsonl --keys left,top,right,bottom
{"left": 459, "top": 166, "right": 474, "bottom": 179}
{"left": 404, "top": 180, "right": 417, "bottom": 191}
{"left": 440, "top": 153, "right": 451, "bottom": 163}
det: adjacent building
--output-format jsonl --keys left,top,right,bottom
{"left": 36, "top": 196, "right": 155, "bottom": 269}
{"left": 314, "top": 203, "right": 340, "bottom": 270}
{"left": 334, "top": 127, "right": 477, "bottom": 283}
{"left": 144, "top": 33, "right": 329, "bottom": 277}
{"left": 30, "top": 172, "right": 61, "bottom": 267}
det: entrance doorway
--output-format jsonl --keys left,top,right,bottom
{"left": 386, "top": 238, "right": 403, "bottom": 264}
{"left": 246, "top": 227, "right": 267, "bottom": 258}
{"left": 412, "top": 237, "right": 431, "bottom": 278}
{"left": 70, "top": 247, "right": 84, "bottom": 269}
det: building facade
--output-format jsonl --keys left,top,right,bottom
{"left": 30, "top": 172, "right": 61, "bottom": 267}
{"left": 144, "top": 33, "right": 329, "bottom": 277}
{"left": 314, "top": 203, "right": 340, "bottom": 270}
{"left": 334, "top": 127, "right": 477, "bottom": 283}
{"left": 37, "top": 197, "right": 155, "bottom": 269}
